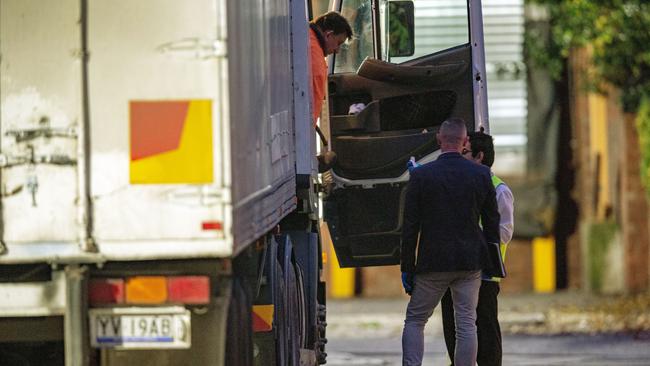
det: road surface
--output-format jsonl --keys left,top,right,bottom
{"left": 328, "top": 333, "right": 650, "bottom": 365}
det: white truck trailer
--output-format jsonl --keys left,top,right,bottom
{"left": 0, "top": 0, "right": 490, "bottom": 365}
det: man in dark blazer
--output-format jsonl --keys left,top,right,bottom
{"left": 400, "top": 118, "right": 500, "bottom": 366}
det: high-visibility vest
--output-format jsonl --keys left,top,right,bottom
{"left": 485, "top": 174, "right": 508, "bottom": 282}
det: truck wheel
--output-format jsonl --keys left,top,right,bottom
{"left": 273, "top": 258, "right": 288, "bottom": 366}
{"left": 316, "top": 302, "right": 327, "bottom": 364}
{"left": 278, "top": 234, "right": 306, "bottom": 366}
{"left": 295, "top": 263, "right": 308, "bottom": 349}
{"left": 285, "top": 261, "right": 302, "bottom": 365}
{"left": 226, "top": 278, "right": 253, "bottom": 366}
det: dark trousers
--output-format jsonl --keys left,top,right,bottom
{"left": 441, "top": 280, "right": 501, "bottom": 366}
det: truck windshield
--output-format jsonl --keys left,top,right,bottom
{"left": 334, "top": 0, "right": 374, "bottom": 73}
{"left": 387, "top": 0, "right": 469, "bottom": 63}
{"left": 334, "top": 0, "right": 470, "bottom": 72}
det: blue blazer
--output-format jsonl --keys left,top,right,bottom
{"left": 400, "top": 152, "right": 500, "bottom": 273}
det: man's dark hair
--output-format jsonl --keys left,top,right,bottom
{"left": 312, "top": 11, "right": 353, "bottom": 39}
{"left": 468, "top": 127, "right": 495, "bottom": 167}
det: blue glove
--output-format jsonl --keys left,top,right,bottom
{"left": 407, "top": 157, "right": 420, "bottom": 173}
{"left": 401, "top": 272, "right": 415, "bottom": 295}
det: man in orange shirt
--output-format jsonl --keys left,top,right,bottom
{"left": 309, "top": 12, "right": 352, "bottom": 172}
{"left": 309, "top": 11, "right": 352, "bottom": 124}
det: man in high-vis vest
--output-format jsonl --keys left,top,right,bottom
{"left": 440, "top": 128, "right": 514, "bottom": 366}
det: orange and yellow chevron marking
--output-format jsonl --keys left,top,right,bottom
{"left": 252, "top": 305, "right": 274, "bottom": 332}
{"left": 130, "top": 100, "right": 213, "bottom": 184}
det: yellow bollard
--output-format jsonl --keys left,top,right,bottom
{"left": 320, "top": 221, "right": 355, "bottom": 298}
{"left": 532, "top": 237, "right": 556, "bottom": 293}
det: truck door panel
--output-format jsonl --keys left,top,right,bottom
{"left": 0, "top": 0, "right": 81, "bottom": 243}
{"left": 328, "top": 45, "right": 473, "bottom": 180}
{"left": 88, "top": 0, "right": 227, "bottom": 245}
{"left": 325, "top": 0, "right": 481, "bottom": 267}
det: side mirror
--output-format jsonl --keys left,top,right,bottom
{"left": 388, "top": 1, "right": 415, "bottom": 57}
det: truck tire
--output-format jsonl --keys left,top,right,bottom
{"left": 273, "top": 257, "right": 288, "bottom": 366}
{"left": 316, "top": 302, "right": 328, "bottom": 364}
{"left": 295, "top": 263, "right": 308, "bottom": 349}
{"left": 285, "top": 261, "right": 301, "bottom": 365}
{"left": 278, "top": 234, "right": 305, "bottom": 366}
{"left": 226, "top": 278, "right": 253, "bottom": 366}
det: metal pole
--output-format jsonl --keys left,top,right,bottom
{"left": 65, "top": 264, "right": 90, "bottom": 366}
{"left": 79, "top": 0, "right": 97, "bottom": 253}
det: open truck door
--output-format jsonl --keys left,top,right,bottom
{"left": 323, "top": 0, "right": 489, "bottom": 267}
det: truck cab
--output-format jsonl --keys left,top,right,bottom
{"left": 323, "top": 0, "right": 490, "bottom": 267}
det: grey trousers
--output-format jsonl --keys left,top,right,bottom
{"left": 402, "top": 271, "right": 481, "bottom": 366}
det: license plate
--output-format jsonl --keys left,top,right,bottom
{"left": 89, "top": 307, "right": 191, "bottom": 349}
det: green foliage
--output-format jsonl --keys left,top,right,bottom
{"left": 587, "top": 220, "right": 618, "bottom": 292}
{"left": 526, "top": 0, "right": 650, "bottom": 111}
{"left": 527, "top": 0, "right": 650, "bottom": 196}
{"left": 637, "top": 96, "right": 650, "bottom": 194}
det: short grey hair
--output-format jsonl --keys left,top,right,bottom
{"left": 438, "top": 118, "right": 467, "bottom": 145}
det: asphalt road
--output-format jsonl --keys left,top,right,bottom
{"left": 327, "top": 333, "right": 650, "bottom": 365}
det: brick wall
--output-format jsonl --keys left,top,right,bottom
{"left": 360, "top": 239, "right": 535, "bottom": 297}
{"left": 621, "top": 113, "right": 650, "bottom": 292}
{"left": 361, "top": 265, "right": 407, "bottom": 298}
{"left": 568, "top": 48, "right": 650, "bottom": 293}
{"left": 500, "top": 239, "right": 533, "bottom": 293}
